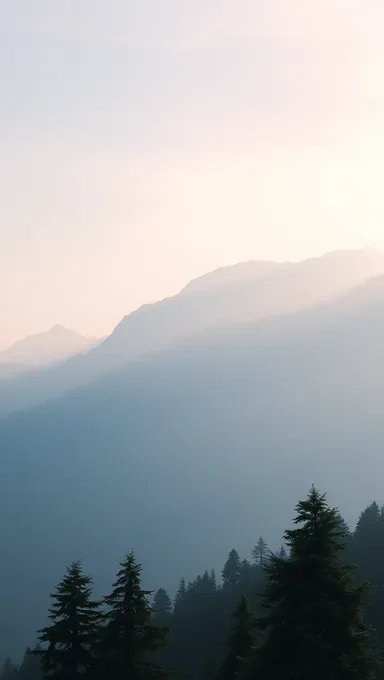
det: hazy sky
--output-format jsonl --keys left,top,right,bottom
{"left": 2, "top": 1, "right": 384, "bottom": 348}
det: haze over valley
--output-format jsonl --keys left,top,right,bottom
{"left": 2, "top": 249, "right": 384, "bottom": 663}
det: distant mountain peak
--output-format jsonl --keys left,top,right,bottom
{"left": 0, "top": 326, "right": 99, "bottom": 368}
{"left": 49, "top": 324, "right": 68, "bottom": 333}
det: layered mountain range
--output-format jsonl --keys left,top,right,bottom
{"left": 2, "top": 249, "right": 384, "bottom": 659}
{"left": 1, "top": 248, "right": 384, "bottom": 417}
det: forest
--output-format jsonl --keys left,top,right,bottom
{"left": 2, "top": 487, "right": 384, "bottom": 679}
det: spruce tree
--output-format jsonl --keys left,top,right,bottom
{"left": 276, "top": 545, "right": 287, "bottom": 559}
{"left": 218, "top": 596, "right": 253, "bottom": 680}
{"left": 351, "top": 502, "right": 384, "bottom": 636}
{"left": 251, "top": 487, "right": 378, "bottom": 680}
{"left": 99, "top": 551, "right": 169, "bottom": 679}
{"left": 153, "top": 589, "right": 172, "bottom": 627}
{"left": 173, "top": 578, "right": 186, "bottom": 615}
{"left": 18, "top": 647, "right": 43, "bottom": 680}
{"left": 222, "top": 550, "right": 241, "bottom": 588}
{"left": 251, "top": 538, "right": 269, "bottom": 569}
{"left": 35, "top": 561, "right": 101, "bottom": 679}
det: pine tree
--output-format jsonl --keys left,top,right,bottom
{"left": 18, "top": 648, "right": 42, "bottom": 680}
{"left": 35, "top": 561, "right": 101, "bottom": 679}
{"left": 218, "top": 596, "right": 254, "bottom": 680}
{"left": 250, "top": 487, "right": 378, "bottom": 680}
{"left": 173, "top": 578, "right": 187, "bottom": 615}
{"left": 350, "top": 501, "right": 384, "bottom": 656}
{"left": 276, "top": 545, "right": 287, "bottom": 559}
{"left": 222, "top": 550, "right": 241, "bottom": 588}
{"left": 251, "top": 538, "right": 269, "bottom": 568}
{"left": 99, "top": 551, "right": 169, "bottom": 679}
{"left": 153, "top": 589, "right": 172, "bottom": 626}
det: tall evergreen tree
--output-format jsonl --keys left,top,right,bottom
{"left": 351, "top": 503, "right": 384, "bottom": 626}
{"left": 35, "top": 561, "right": 101, "bottom": 679}
{"left": 251, "top": 538, "right": 269, "bottom": 569}
{"left": 173, "top": 579, "right": 187, "bottom": 615}
{"left": 222, "top": 550, "right": 241, "bottom": 588}
{"left": 18, "top": 648, "right": 42, "bottom": 680}
{"left": 153, "top": 589, "right": 172, "bottom": 627}
{"left": 218, "top": 596, "right": 253, "bottom": 680}
{"left": 99, "top": 551, "right": 169, "bottom": 679}
{"left": 251, "top": 487, "right": 378, "bottom": 680}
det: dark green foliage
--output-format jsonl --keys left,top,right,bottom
{"left": 251, "top": 538, "right": 269, "bottom": 568}
{"left": 218, "top": 596, "right": 253, "bottom": 680}
{"left": 153, "top": 590, "right": 173, "bottom": 626}
{"left": 4, "top": 490, "right": 384, "bottom": 680}
{"left": 169, "top": 570, "right": 220, "bottom": 680}
{"left": 17, "top": 649, "right": 42, "bottom": 680}
{"left": 152, "top": 589, "right": 173, "bottom": 670}
{"left": 173, "top": 579, "right": 187, "bottom": 614}
{"left": 0, "top": 649, "right": 43, "bottom": 680}
{"left": 35, "top": 561, "right": 101, "bottom": 679}
{"left": 98, "top": 551, "right": 169, "bottom": 679}
{"left": 201, "top": 658, "right": 215, "bottom": 680}
{"left": 222, "top": 550, "right": 241, "bottom": 588}
{"left": 251, "top": 487, "right": 378, "bottom": 680}
{"left": 350, "top": 504, "right": 384, "bottom": 626}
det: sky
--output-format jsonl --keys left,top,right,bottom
{"left": 2, "top": 0, "right": 384, "bottom": 348}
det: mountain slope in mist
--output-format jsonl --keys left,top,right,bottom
{"left": 1, "top": 249, "right": 383, "bottom": 416}
{"left": 2, "top": 274, "right": 384, "bottom": 657}
{"left": 0, "top": 325, "right": 98, "bottom": 370}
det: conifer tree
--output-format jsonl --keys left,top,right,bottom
{"left": 173, "top": 578, "right": 187, "bottom": 615}
{"left": 350, "top": 501, "right": 384, "bottom": 653}
{"left": 250, "top": 487, "right": 378, "bottom": 680}
{"left": 153, "top": 589, "right": 172, "bottom": 626}
{"left": 18, "top": 648, "right": 42, "bottom": 680}
{"left": 251, "top": 538, "right": 269, "bottom": 568}
{"left": 218, "top": 596, "right": 253, "bottom": 680}
{"left": 99, "top": 551, "right": 169, "bottom": 679}
{"left": 222, "top": 550, "right": 241, "bottom": 588}
{"left": 35, "top": 561, "right": 101, "bottom": 679}
{"left": 276, "top": 545, "right": 287, "bottom": 559}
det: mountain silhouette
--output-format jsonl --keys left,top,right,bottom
{"left": 0, "top": 325, "right": 99, "bottom": 371}
{"left": 0, "top": 249, "right": 383, "bottom": 416}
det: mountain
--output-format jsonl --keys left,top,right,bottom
{"left": 1, "top": 249, "right": 384, "bottom": 417}
{"left": 2, "top": 273, "right": 384, "bottom": 658}
{"left": 0, "top": 325, "right": 99, "bottom": 370}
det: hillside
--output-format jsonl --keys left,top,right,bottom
{"left": 0, "top": 325, "right": 98, "bottom": 369}
{"left": 1, "top": 249, "right": 383, "bottom": 416}
{"left": 0, "top": 363, "right": 30, "bottom": 379}
{"left": 2, "top": 274, "right": 384, "bottom": 657}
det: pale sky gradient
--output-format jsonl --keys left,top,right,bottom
{"left": 2, "top": 1, "right": 384, "bottom": 348}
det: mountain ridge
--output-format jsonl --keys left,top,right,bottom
{"left": 1, "top": 248, "right": 384, "bottom": 417}
{"left": 0, "top": 325, "right": 99, "bottom": 370}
